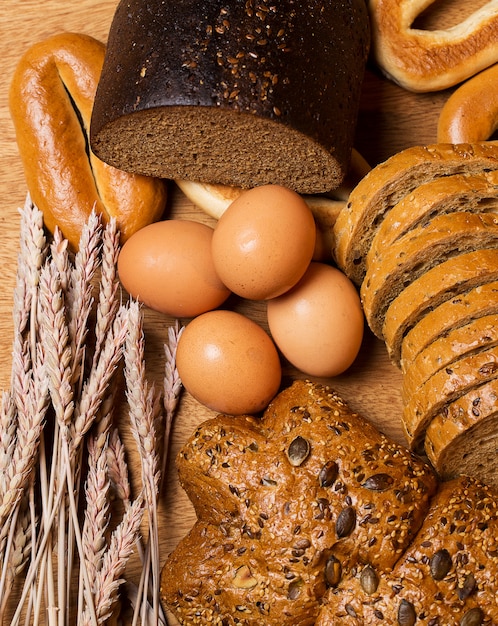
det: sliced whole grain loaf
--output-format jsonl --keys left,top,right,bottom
{"left": 382, "top": 249, "right": 498, "bottom": 367}
{"left": 366, "top": 169, "right": 498, "bottom": 269}
{"left": 400, "top": 281, "right": 498, "bottom": 369}
{"left": 333, "top": 142, "right": 498, "bottom": 286}
{"left": 316, "top": 475, "right": 498, "bottom": 625}
{"left": 401, "top": 314, "right": 498, "bottom": 400}
{"left": 402, "top": 345, "right": 498, "bottom": 450}
{"left": 361, "top": 212, "right": 498, "bottom": 338}
{"left": 425, "top": 379, "right": 498, "bottom": 490}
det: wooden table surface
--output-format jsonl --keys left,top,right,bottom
{"left": 0, "top": 0, "right": 486, "bottom": 622}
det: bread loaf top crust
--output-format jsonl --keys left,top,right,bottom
{"left": 90, "top": 0, "right": 370, "bottom": 194}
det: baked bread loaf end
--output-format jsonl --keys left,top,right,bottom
{"left": 90, "top": 0, "right": 370, "bottom": 194}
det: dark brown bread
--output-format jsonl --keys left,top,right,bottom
{"left": 90, "top": 0, "right": 370, "bottom": 194}
{"left": 317, "top": 475, "right": 498, "bottom": 625}
{"left": 160, "top": 380, "right": 437, "bottom": 625}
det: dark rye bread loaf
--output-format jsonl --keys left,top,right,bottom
{"left": 426, "top": 379, "right": 498, "bottom": 489}
{"left": 332, "top": 142, "right": 498, "bottom": 285}
{"left": 160, "top": 380, "right": 437, "bottom": 625}
{"left": 360, "top": 211, "right": 498, "bottom": 339}
{"left": 90, "top": 0, "right": 370, "bottom": 194}
{"left": 366, "top": 169, "right": 498, "bottom": 269}
{"left": 316, "top": 475, "right": 498, "bottom": 625}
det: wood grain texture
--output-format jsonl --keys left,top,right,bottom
{"left": 0, "top": 0, "right": 487, "bottom": 622}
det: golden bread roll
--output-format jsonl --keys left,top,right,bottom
{"left": 9, "top": 32, "right": 166, "bottom": 250}
{"left": 369, "top": 0, "right": 498, "bottom": 92}
{"left": 438, "top": 62, "right": 498, "bottom": 143}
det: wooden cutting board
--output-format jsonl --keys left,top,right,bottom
{"left": 0, "top": 0, "right": 486, "bottom": 622}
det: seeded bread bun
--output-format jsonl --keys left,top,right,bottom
{"left": 382, "top": 249, "right": 498, "bottom": 368}
{"left": 332, "top": 143, "right": 498, "bottom": 286}
{"left": 366, "top": 170, "right": 498, "bottom": 270}
{"left": 160, "top": 380, "right": 437, "bottom": 625}
{"left": 361, "top": 212, "right": 498, "bottom": 339}
{"left": 90, "top": 0, "right": 370, "bottom": 195}
{"left": 317, "top": 475, "right": 498, "bottom": 625}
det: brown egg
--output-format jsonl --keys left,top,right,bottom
{"left": 211, "top": 185, "right": 316, "bottom": 300}
{"left": 267, "top": 262, "right": 364, "bottom": 377}
{"left": 117, "top": 219, "right": 230, "bottom": 317}
{"left": 176, "top": 310, "right": 282, "bottom": 415}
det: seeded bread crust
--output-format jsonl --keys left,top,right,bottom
{"left": 425, "top": 379, "right": 498, "bottom": 489}
{"left": 316, "top": 475, "right": 498, "bottom": 625}
{"left": 360, "top": 212, "right": 498, "bottom": 339}
{"left": 90, "top": 0, "right": 370, "bottom": 195}
{"left": 400, "top": 281, "right": 498, "bottom": 370}
{"left": 332, "top": 142, "right": 498, "bottom": 286}
{"left": 382, "top": 249, "right": 498, "bottom": 368}
{"left": 160, "top": 380, "right": 437, "bottom": 625}
{"left": 366, "top": 170, "right": 498, "bottom": 269}
{"left": 401, "top": 314, "right": 498, "bottom": 400}
{"left": 402, "top": 345, "right": 498, "bottom": 451}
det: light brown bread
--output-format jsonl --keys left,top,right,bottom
{"left": 382, "top": 249, "right": 498, "bottom": 368}
{"left": 366, "top": 170, "right": 498, "bottom": 269}
{"left": 425, "top": 379, "right": 498, "bottom": 490}
{"left": 402, "top": 314, "right": 498, "bottom": 399}
{"left": 402, "top": 345, "right": 498, "bottom": 451}
{"left": 360, "top": 212, "right": 498, "bottom": 338}
{"left": 332, "top": 142, "right": 498, "bottom": 286}
{"left": 400, "top": 281, "right": 498, "bottom": 369}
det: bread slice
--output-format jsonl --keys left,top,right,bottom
{"left": 332, "top": 142, "right": 498, "bottom": 285}
{"left": 401, "top": 281, "right": 498, "bottom": 369}
{"left": 402, "top": 314, "right": 498, "bottom": 399}
{"left": 425, "top": 379, "right": 498, "bottom": 490}
{"left": 366, "top": 169, "right": 498, "bottom": 269}
{"left": 402, "top": 345, "right": 498, "bottom": 450}
{"left": 317, "top": 475, "right": 498, "bottom": 625}
{"left": 382, "top": 249, "right": 498, "bottom": 367}
{"left": 360, "top": 212, "right": 498, "bottom": 338}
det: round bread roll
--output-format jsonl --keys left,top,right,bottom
{"left": 9, "top": 33, "right": 167, "bottom": 250}
{"left": 90, "top": 0, "right": 370, "bottom": 195}
{"left": 369, "top": 0, "right": 498, "bottom": 92}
